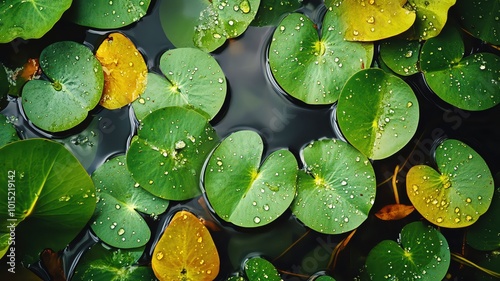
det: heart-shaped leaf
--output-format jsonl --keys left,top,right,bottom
{"left": 379, "top": 37, "right": 421, "bottom": 76}
{"left": 291, "top": 139, "right": 376, "bottom": 234}
{"left": 365, "top": 221, "right": 450, "bottom": 280}
{"left": 0, "top": 139, "right": 96, "bottom": 265}
{"left": 244, "top": 257, "right": 281, "bottom": 281}
{"left": 0, "top": 114, "right": 19, "bottom": 148}
{"left": 21, "top": 41, "right": 104, "bottom": 132}
{"left": 467, "top": 187, "right": 500, "bottom": 251}
{"left": 251, "top": 0, "right": 302, "bottom": 26}
{"left": 91, "top": 155, "right": 169, "bottom": 248}
{"left": 406, "top": 139, "right": 494, "bottom": 228}
{"left": 268, "top": 11, "right": 373, "bottom": 104}
{"left": 204, "top": 130, "right": 298, "bottom": 227}
{"left": 152, "top": 210, "right": 220, "bottom": 281}
{"left": 336, "top": 68, "right": 419, "bottom": 160}
{"left": 67, "top": 0, "right": 151, "bottom": 29}
{"left": 421, "top": 24, "right": 500, "bottom": 111}
{"left": 132, "top": 48, "right": 227, "bottom": 121}
{"left": 326, "top": 0, "right": 416, "bottom": 41}
{"left": 96, "top": 33, "right": 147, "bottom": 110}
{"left": 454, "top": 0, "right": 500, "bottom": 45}
{"left": 404, "top": 0, "right": 456, "bottom": 40}
{"left": 127, "top": 106, "right": 219, "bottom": 200}
{"left": 0, "top": 0, "right": 72, "bottom": 43}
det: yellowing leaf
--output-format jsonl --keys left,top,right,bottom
{"left": 152, "top": 210, "right": 220, "bottom": 281}
{"left": 328, "top": 0, "right": 416, "bottom": 41}
{"left": 96, "top": 32, "right": 147, "bottom": 109}
{"left": 375, "top": 204, "right": 415, "bottom": 220}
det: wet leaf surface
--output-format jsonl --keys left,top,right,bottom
{"left": 375, "top": 204, "right": 415, "bottom": 221}
{"left": 466, "top": 187, "right": 500, "bottom": 251}
{"left": 454, "top": 0, "right": 500, "bottom": 45}
{"left": 251, "top": 0, "right": 302, "bottom": 26}
{"left": 404, "top": 0, "right": 456, "bottom": 40}
{"left": 204, "top": 130, "right": 298, "bottom": 227}
{"left": 379, "top": 37, "right": 420, "bottom": 76}
{"left": 127, "top": 106, "right": 219, "bottom": 200}
{"left": 96, "top": 33, "right": 147, "bottom": 110}
{"left": 152, "top": 210, "right": 220, "bottom": 281}
{"left": 0, "top": 114, "right": 19, "bottom": 148}
{"left": 244, "top": 257, "right": 281, "bottom": 281}
{"left": 407, "top": 139, "right": 494, "bottom": 228}
{"left": 4, "top": 58, "right": 40, "bottom": 97}
{"left": 91, "top": 155, "right": 169, "bottom": 248}
{"left": 291, "top": 138, "right": 376, "bottom": 234}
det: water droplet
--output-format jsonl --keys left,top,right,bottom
{"left": 239, "top": 0, "right": 251, "bottom": 13}
{"left": 480, "top": 65, "right": 486, "bottom": 70}
{"left": 353, "top": 30, "right": 359, "bottom": 36}
{"left": 213, "top": 33, "right": 222, "bottom": 39}
{"left": 341, "top": 180, "right": 347, "bottom": 186}
{"left": 254, "top": 216, "right": 261, "bottom": 224}
{"left": 436, "top": 217, "right": 443, "bottom": 223}
{"left": 118, "top": 228, "right": 125, "bottom": 235}
{"left": 175, "top": 140, "right": 186, "bottom": 149}
{"left": 197, "top": 236, "right": 203, "bottom": 243}
{"left": 156, "top": 251, "right": 164, "bottom": 260}
{"left": 115, "top": 204, "right": 121, "bottom": 209}
{"left": 367, "top": 16, "right": 375, "bottom": 24}
{"left": 263, "top": 204, "right": 270, "bottom": 211}
{"left": 407, "top": 101, "right": 413, "bottom": 108}
{"left": 466, "top": 197, "right": 472, "bottom": 203}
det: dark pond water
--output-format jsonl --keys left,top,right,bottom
{"left": 1, "top": 0, "right": 499, "bottom": 280}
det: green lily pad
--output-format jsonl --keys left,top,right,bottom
{"left": 251, "top": 0, "right": 302, "bottom": 26}
{"left": 0, "top": 0, "right": 72, "bottom": 43}
{"left": 326, "top": 0, "right": 416, "bottom": 41}
{"left": 0, "top": 114, "right": 19, "bottom": 148}
{"left": 0, "top": 139, "right": 96, "bottom": 264}
{"left": 406, "top": 139, "right": 494, "bottom": 228}
{"left": 291, "top": 139, "right": 376, "bottom": 234}
{"left": 204, "top": 130, "right": 298, "bottom": 227}
{"left": 21, "top": 41, "right": 104, "bottom": 132}
{"left": 454, "top": 0, "right": 500, "bottom": 45}
{"left": 336, "top": 68, "right": 419, "bottom": 160}
{"left": 73, "top": 243, "right": 156, "bottom": 281}
{"left": 127, "top": 106, "right": 219, "bottom": 200}
{"left": 268, "top": 11, "right": 373, "bottom": 104}
{"left": 467, "top": 187, "right": 500, "bottom": 251}
{"left": 379, "top": 37, "right": 421, "bottom": 76}
{"left": 244, "top": 257, "right": 281, "bottom": 281}
{"left": 67, "top": 0, "right": 151, "bottom": 29}
{"left": 365, "top": 221, "right": 450, "bottom": 281}
{"left": 404, "top": 0, "right": 456, "bottom": 40}
{"left": 91, "top": 155, "right": 169, "bottom": 248}
{"left": 421, "top": 24, "right": 500, "bottom": 111}
{"left": 132, "top": 48, "right": 227, "bottom": 121}
{"left": 315, "top": 276, "right": 336, "bottom": 281}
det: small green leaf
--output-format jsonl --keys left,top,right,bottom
{"left": 404, "top": 0, "right": 457, "bottom": 40}
{"left": 336, "top": 68, "right": 419, "bottom": 160}
{"left": 315, "top": 276, "right": 336, "bottom": 281}
{"left": 454, "top": 0, "right": 500, "bottom": 45}
{"left": 467, "top": 187, "right": 500, "bottom": 251}
{"left": 0, "top": 0, "right": 72, "bottom": 43}
{"left": 21, "top": 41, "right": 104, "bottom": 132}
{"left": 365, "top": 221, "right": 450, "bottom": 281}
{"left": 67, "top": 0, "right": 151, "bottom": 29}
{"left": 406, "top": 139, "right": 494, "bottom": 228}
{"left": 0, "top": 114, "right": 19, "bottom": 148}
{"left": 0, "top": 139, "right": 96, "bottom": 264}
{"left": 91, "top": 155, "right": 169, "bottom": 248}
{"left": 204, "top": 130, "right": 298, "bottom": 227}
{"left": 379, "top": 38, "right": 421, "bottom": 76}
{"left": 127, "top": 106, "right": 219, "bottom": 200}
{"left": 251, "top": 0, "right": 302, "bottom": 26}
{"left": 268, "top": 11, "right": 373, "bottom": 104}
{"left": 291, "top": 139, "right": 376, "bottom": 234}
{"left": 132, "top": 48, "right": 227, "bottom": 121}
{"left": 244, "top": 257, "right": 281, "bottom": 281}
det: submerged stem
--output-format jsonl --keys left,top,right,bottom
{"left": 451, "top": 253, "right": 500, "bottom": 278}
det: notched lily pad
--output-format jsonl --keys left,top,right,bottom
{"left": 0, "top": 0, "right": 72, "bottom": 43}
{"left": 268, "top": 11, "right": 373, "bottom": 104}
{"left": 21, "top": 41, "right": 104, "bottom": 132}
{"left": 336, "top": 68, "right": 419, "bottom": 160}
{"left": 291, "top": 138, "right": 376, "bottom": 234}
{"left": 204, "top": 130, "right": 298, "bottom": 227}
{"left": 407, "top": 139, "right": 494, "bottom": 228}
{"left": 244, "top": 257, "right": 281, "bottom": 281}
{"left": 127, "top": 106, "right": 219, "bottom": 200}
{"left": 365, "top": 221, "right": 450, "bottom": 281}
{"left": 91, "top": 155, "right": 169, "bottom": 248}
{"left": 67, "top": 0, "right": 151, "bottom": 29}
{"left": 404, "top": 0, "right": 456, "bottom": 40}
{"left": 132, "top": 48, "right": 226, "bottom": 121}
{"left": 96, "top": 33, "right": 147, "bottom": 110}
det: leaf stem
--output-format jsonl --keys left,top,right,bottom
{"left": 451, "top": 252, "right": 500, "bottom": 278}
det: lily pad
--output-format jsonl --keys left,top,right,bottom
{"left": 0, "top": 0, "right": 72, "bottom": 43}
{"left": 365, "top": 221, "right": 450, "bottom": 281}
{"left": 204, "top": 130, "right": 298, "bottom": 227}
{"left": 96, "top": 33, "right": 148, "bottom": 110}
{"left": 454, "top": 0, "right": 500, "bottom": 45}
{"left": 404, "top": 0, "right": 456, "bottom": 40}
{"left": 21, "top": 41, "right": 104, "bottom": 132}
{"left": 127, "top": 106, "right": 219, "bottom": 200}
{"left": 244, "top": 257, "right": 281, "bottom": 281}
{"left": 420, "top": 24, "right": 500, "bottom": 111}
{"left": 132, "top": 48, "right": 227, "bottom": 121}
{"left": 67, "top": 0, "right": 151, "bottom": 29}
{"left": 0, "top": 114, "right": 19, "bottom": 148}
{"left": 268, "top": 11, "right": 373, "bottom": 104}
{"left": 0, "top": 139, "right": 96, "bottom": 265}
{"left": 406, "top": 139, "right": 494, "bottom": 228}
{"left": 152, "top": 210, "right": 220, "bottom": 281}
{"left": 251, "top": 0, "right": 302, "bottom": 26}
{"left": 336, "top": 68, "right": 419, "bottom": 160}
{"left": 291, "top": 138, "right": 376, "bottom": 234}
{"left": 466, "top": 187, "right": 500, "bottom": 251}
{"left": 91, "top": 155, "right": 169, "bottom": 248}
{"left": 379, "top": 37, "right": 421, "bottom": 76}
{"left": 73, "top": 243, "right": 156, "bottom": 281}
{"left": 326, "top": 0, "right": 416, "bottom": 41}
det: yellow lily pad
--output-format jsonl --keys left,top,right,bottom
{"left": 96, "top": 32, "right": 147, "bottom": 110}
